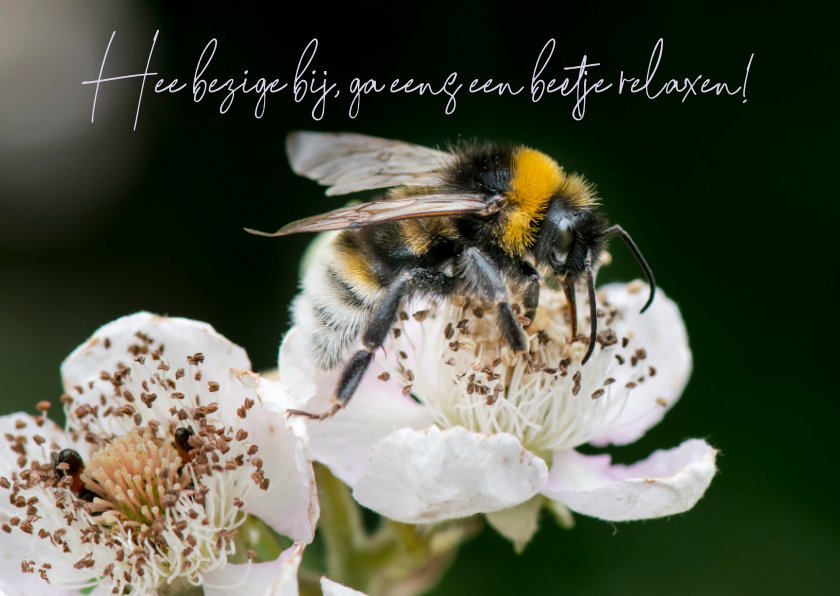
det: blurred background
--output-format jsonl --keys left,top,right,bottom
{"left": 0, "top": 1, "right": 836, "bottom": 594}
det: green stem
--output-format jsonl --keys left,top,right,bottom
{"left": 314, "top": 463, "right": 371, "bottom": 588}
{"left": 298, "top": 567, "right": 324, "bottom": 596}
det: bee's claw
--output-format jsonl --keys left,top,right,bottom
{"left": 286, "top": 404, "right": 342, "bottom": 421}
{"left": 522, "top": 310, "right": 536, "bottom": 329}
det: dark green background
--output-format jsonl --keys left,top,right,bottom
{"left": 1, "top": 2, "right": 836, "bottom": 594}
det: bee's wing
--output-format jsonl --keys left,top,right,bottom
{"left": 246, "top": 194, "right": 490, "bottom": 236}
{"left": 287, "top": 131, "right": 451, "bottom": 196}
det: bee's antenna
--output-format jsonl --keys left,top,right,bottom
{"left": 582, "top": 251, "right": 598, "bottom": 365}
{"left": 601, "top": 225, "right": 656, "bottom": 313}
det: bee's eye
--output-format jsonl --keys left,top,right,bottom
{"left": 553, "top": 220, "right": 574, "bottom": 261}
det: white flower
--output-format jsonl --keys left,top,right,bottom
{"left": 0, "top": 313, "right": 319, "bottom": 596}
{"left": 276, "top": 282, "right": 716, "bottom": 550}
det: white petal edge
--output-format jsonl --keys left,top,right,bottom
{"left": 541, "top": 439, "right": 717, "bottom": 521}
{"left": 60, "top": 312, "right": 251, "bottom": 408}
{"left": 588, "top": 283, "right": 693, "bottom": 446}
{"left": 203, "top": 542, "right": 304, "bottom": 596}
{"left": 234, "top": 370, "right": 319, "bottom": 544}
{"left": 321, "top": 577, "right": 369, "bottom": 596}
{"left": 277, "top": 327, "right": 433, "bottom": 486}
{"left": 352, "top": 426, "right": 548, "bottom": 523}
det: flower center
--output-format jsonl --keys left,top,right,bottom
{"left": 81, "top": 428, "right": 185, "bottom": 526}
{"left": 381, "top": 285, "right": 659, "bottom": 453}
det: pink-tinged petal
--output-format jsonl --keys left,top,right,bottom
{"left": 233, "top": 371, "right": 319, "bottom": 544}
{"left": 321, "top": 577, "right": 369, "bottom": 596}
{"left": 60, "top": 312, "right": 250, "bottom": 408}
{"left": 588, "top": 283, "right": 692, "bottom": 447}
{"left": 485, "top": 495, "right": 544, "bottom": 553}
{"left": 203, "top": 543, "right": 304, "bottom": 596}
{"left": 279, "top": 327, "right": 433, "bottom": 486}
{"left": 541, "top": 439, "right": 717, "bottom": 521}
{"left": 352, "top": 426, "right": 548, "bottom": 523}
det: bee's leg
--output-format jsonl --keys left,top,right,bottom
{"left": 497, "top": 303, "right": 529, "bottom": 353}
{"left": 289, "top": 268, "right": 455, "bottom": 421}
{"left": 519, "top": 261, "right": 541, "bottom": 327}
{"left": 460, "top": 248, "right": 528, "bottom": 353}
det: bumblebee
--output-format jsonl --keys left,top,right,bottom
{"left": 249, "top": 132, "right": 655, "bottom": 419}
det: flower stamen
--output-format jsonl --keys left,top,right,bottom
{"left": 381, "top": 287, "right": 660, "bottom": 453}
{"left": 81, "top": 429, "right": 182, "bottom": 526}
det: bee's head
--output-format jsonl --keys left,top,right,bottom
{"left": 533, "top": 198, "right": 656, "bottom": 365}
{"left": 533, "top": 202, "right": 606, "bottom": 281}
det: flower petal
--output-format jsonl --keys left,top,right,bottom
{"left": 278, "top": 327, "right": 433, "bottom": 486}
{"left": 277, "top": 327, "right": 320, "bottom": 403}
{"left": 233, "top": 370, "right": 319, "bottom": 544}
{"left": 60, "top": 312, "right": 250, "bottom": 407}
{"left": 541, "top": 439, "right": 717, "bottom": 521}
{"left": 0, "top": 576, "right": 80, "bottom": 596}
{"left": 321, "top": 577, "right": 369, "bottom": 596}
{"left": 588, "top": 283, "right": 692, "bottom": 446}
{"left": 352, "top": 426, "right": 548, "bottom": 523}
{"left": 485, "top": 495, "right": 544, "bottom": 553}
{"left": 203, "top": 543, "right": 304, "bottom": 596}
{"left": 0, "top": 513, "right": 87, "bottom": 596}
{"left": 0, "top": 527, "right": 30, "bottom": 584}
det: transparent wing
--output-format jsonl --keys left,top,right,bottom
{"left": 286, "top": 131, "right": 451, "bottom": 196}
{"left": 246, "top": 194, "right": 489, "bottom": 236}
